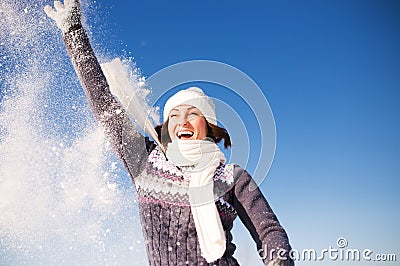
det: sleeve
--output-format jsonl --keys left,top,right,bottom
{"left": 232, "top": 166, "right": 294, "bottom": 266}
{"left": 62, "top": 26, "right": 149, "bottom": 179}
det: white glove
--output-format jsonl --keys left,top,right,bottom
{"left": 44, "top": 0, "right": 82, "bottom": 33}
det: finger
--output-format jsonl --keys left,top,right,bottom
{"left": 43, "top": 5, "right": 56, "bottom": 19}
{"left": 54, "top": 1, "right": 64, "bottom": 11}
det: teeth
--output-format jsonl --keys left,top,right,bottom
{"left": 178, "top": 131, "right": 194, "bottom": 138}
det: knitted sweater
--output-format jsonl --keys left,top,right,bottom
{"left": 63, "top": 26, "right": 294, "bottom": 266}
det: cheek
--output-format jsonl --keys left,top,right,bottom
{"left": 194, "top": 118, "right": 208, "bottom": 138}
{"left": 167, "top": 122, "right": 176, "bottom": 140}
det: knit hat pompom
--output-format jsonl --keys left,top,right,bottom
{"left": 163, "top": 87, "right": 217, "bottom": 125}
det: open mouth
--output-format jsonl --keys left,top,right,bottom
{"left": 177, "top": 130, "right": 194, "bottom": 140}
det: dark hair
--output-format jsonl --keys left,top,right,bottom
{"left": 154, "top": 120, "right": 231, "bottom": 149}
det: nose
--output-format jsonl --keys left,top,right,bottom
{"left": 177, "top": 115, "right": 190, "bottom": 127}
{"left": 177, "top": 115, "right": 186, "bottom": 125}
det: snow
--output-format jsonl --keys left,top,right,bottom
{"left": 0, "top": 0, "right": 147, "bottom": 265}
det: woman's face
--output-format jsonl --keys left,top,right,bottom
{"left": 167, "top": 105, "right": 208, "bottom": 141}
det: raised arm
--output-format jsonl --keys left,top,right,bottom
{"left": 44, "top": 0, "right": 149, "bottom": 178}
{"left": 233, "top": 166, "right": 294, "bottom": 266}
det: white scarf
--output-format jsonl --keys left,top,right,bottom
{"left": 100, "top": 58, "right": 164, "bottom": 150}
{"left": 166, "top": 139, "right": 226, "bottom": 262}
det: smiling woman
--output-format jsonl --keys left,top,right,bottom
{"left": 155, "top": 87, "right": 231, "bottom": 149}
{"left": 44, "top": 0, "right": 294, "bottom": 265}
{"left": 169, "top": 105, "right": 208, "bottom": 141}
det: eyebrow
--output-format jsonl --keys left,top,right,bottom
{"left": 170, "top": 106, "right": 198, "bottom": 112}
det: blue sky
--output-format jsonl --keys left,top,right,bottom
{"left": 87, "top": 0, "right": 400, "bottom": 264}
{"left": 1, "top": 0, "right": 399, "bottom": 265}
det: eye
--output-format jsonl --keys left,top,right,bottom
{"left": 187, "top": 113, "right": 198, "bottom": 120}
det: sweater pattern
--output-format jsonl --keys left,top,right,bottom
{"left": 135, "top": 146, "right": 237, "bottom": 215}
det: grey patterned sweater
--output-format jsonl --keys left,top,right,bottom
{"left": 63, "top": 26, "right": 294, "bottom": 266}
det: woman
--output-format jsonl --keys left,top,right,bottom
{"left": 44, "top": 1, "right": 294, "bottom": 265}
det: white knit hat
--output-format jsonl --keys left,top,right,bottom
{"left": 163, "top": 87, "right": 217, "bottom": 125}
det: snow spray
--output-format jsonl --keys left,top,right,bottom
{"left": 0, "top": 1, "right": 147, "bottom": 264}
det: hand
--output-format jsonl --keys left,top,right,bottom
{"left": 44, "top": 0, "right": 82, "bottom": 33}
